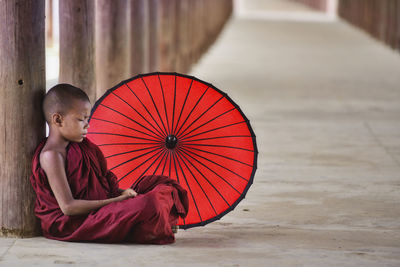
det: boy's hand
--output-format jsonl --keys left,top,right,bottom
{"left": 121, "top": 188, "right": 138, "bottom": 198}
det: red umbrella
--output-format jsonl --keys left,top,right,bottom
{"left": 87, "top": 72, "right": 258, "bottom": 229}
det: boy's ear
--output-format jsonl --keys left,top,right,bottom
{"left": 52, "top": 113, "right": 63, "bottom": 126}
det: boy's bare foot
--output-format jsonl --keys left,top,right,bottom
{"left": 171, "top": 225, "right": 178, "bottom": 234}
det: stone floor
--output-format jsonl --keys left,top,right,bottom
{"left": 1, "top": 0, "right": 400, "bottom": 266}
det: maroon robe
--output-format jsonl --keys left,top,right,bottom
{"left": 30, "top": 138, "right": 189, "bottom": 244}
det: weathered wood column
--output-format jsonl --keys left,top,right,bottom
{"left": 338, "top": 0, "right": 400, "bottom": 54}
{"left": 0, "top": 0, "right": 45, "bottom": 237}
{"left": 95, "top": 0, "right": 129, "bottom": 98}
{"left": 159, "top": 0, "right": 177, "bottom": 71}
{"left": 192, "top": 0, "right": 204, "bottom": 64}
{"left": 59, "top": 0, "right": 96, "bottom": 103}
{"left": 128, "top": 0, "right": 232, "bottom": 74}
{"left": 149, "top": 0, "right": 161, "bottom": 72}
{"left": 45, "top": 0, "right": 53, "bottom": 47}
{"left": 175, "top": 0, "right": 190, "bottom": 73}
{"left": 130, "top": 0, "right": 150, "bottom": 75}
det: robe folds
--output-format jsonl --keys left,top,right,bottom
{"left": 30, "top": 138, "right": 189, "bottom": 244}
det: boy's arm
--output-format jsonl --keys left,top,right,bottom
{"left": 40, "top": 150, "right": 131, "bottom": 216}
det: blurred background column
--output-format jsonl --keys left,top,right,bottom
{"left": 148, "top": 0, "right": 161, "bottom": 72}
{"left": 338, "top": 0, "right": 400, "bottom": 54}
{"left": 130, "top": 0, "right": 150, "bottom": 75}
{"left": 59, "top": 0, "right": 96, "bottom": 103}
{"left": 95, "top": 0, "right": 130, "bottom": 97}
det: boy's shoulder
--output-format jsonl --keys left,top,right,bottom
{"left": 39, "top": 142, "right": 67, "bottom": 169}
{"left": 38, "top": 138, "right": 101, "bottom": 168}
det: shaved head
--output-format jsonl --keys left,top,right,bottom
{"left": 43, "top": 84, "right": 90, "bottom": 124}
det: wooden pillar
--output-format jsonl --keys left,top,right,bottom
{"left": 175, "top": 0, "right": 190, "bottom": 73}
{"left": 159, "top": 0, "right": 176, "bottom": 71}
{"left": 59, "top": 0, "right": 96, "bottom": 103}
{"left": 130, "top": 0, "right": 233, "bottom": 74}
{"left": 397, "top": 1, "right": 400, "bottom": 52}
{"left": 45, "top": 0, "right": 53, "bottom": 47}
{"left": 388, "top": 0, "right": 397, "bottom": 49}
{"left": 385, "top": 0, "right": 392, "bottom": 46}
{"left": 200, "top": 0, "right": 209, "bottom": 56}
{"left": 130, "top": 0, "right": 150, "bottom": 75}
{"left": 338, "top": 0, "right": 400, "bottom": 55}
{"left": 194, "top": 0, "right": 205, "bottom": 64}
{"left": 206, "top": 0, "right": 215, "bottom": 53}
{"left": 0, "top": 0, "right": 45, "bottom": 237}
{"left": 187, "top": 0, "right": 195, "bottom": 68}
{"left": 149, "top": 0, "right": 161, "bottom": 72}
{"left": 95, "top": 0, "right": 129, "bottom": 98}
{"left": 173, "top": 0, "right": 181, "bottom": 72}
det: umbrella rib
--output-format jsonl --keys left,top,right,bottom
{"left": 183, "top": 135, "right": 253, "bottom": 143}
{"left": 179, "top": 147, "right": 241, "bottom": 195}
{"left": 109, "top": 92, "right": 165, "bottom": 138}
{"left": 125, "top": 83, "right": 167, "bottom": 137}
{"left": 157, "top": 74, "right": 170, "bottom": 135}
{"left": 173, "top": 151, "right": 203, "bottom": 223}
{"left": 117, "top": 147, "right": 164, "bottom": 182}
{"left": 171, "top": 75, "right": 177, "bottom": 134}
{"left": 171, "top": 149, "right": 179, "bottom": 184}
{"left": 169, "top": 149, "right": 174, "bottom": 182}
{"left": 182, "top": 146, "right": 253, "bottom": 167}
{"left": 161, "top": 149, "right": 169, "bottom": 176}
{"left": 105, "top": 144, "right": 163, "bottom": 159}
{"left": 181, "top": 143, "right": 254, "bottom": 152}
{"left": 98, "top": 142, "right": 158, "bottom": 147}
{"left": 110, "top": 145, "right": 163, "bottom": 172}
{"left": 90, "top": 117, "right": 162, "bottom": 141}
{"left": 98, "top": 103, "right": 164, "bottom": 140}
{"left": 135, "top": 148, "right": 167, "bottom": 180}
{"left": 129, "top": 174, "right": 146, "bottom": 190}
{"left": 181, "top": 121, "right": 246, "bottom": 141}
{"left": 174, "top": 87, "right": 209, "bottom": 136}
{"left": 175, "top": 152, "right": 218, "bottom": 216}
{"left": 152, "top": 148, "right": 169, "bottom": 175}
{"left": 171, "top": 151, "right": 185, "bottom": 228}
{"left": 180, "top": 146, "right": 248, "bottom": 183}
{"left": 140, "top": 77, "right": 169, "bottom": 136}
{"left": 178, "top": 95, "right": 224, "bottom": 138}
{"left": 172, "top": 79, "right": 193, "bottom": 135}
{"left": 88, "top": 132, "right": 162, "bottom": 143}
{"left": 177, "top": 148, "right": 231, "bottom": 206}
{"left": 179, "top": 107, "right": 236, "bottom": 140}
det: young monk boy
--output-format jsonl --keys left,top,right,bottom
{"left": 30, "top": 84, "right": 188, "bottom": 244}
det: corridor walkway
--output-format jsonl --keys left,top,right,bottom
{"left": 1, "top": 1, "right": 400, "bottom": 266}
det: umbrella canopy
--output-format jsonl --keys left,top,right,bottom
{"left": 87, "top": 72, "right": 258, "bottom": 229}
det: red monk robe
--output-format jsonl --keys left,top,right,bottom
{"left": 30, "top": 137, "right": 189, "bottom": 244}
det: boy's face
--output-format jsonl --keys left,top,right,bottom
{"left": 59, "top": 99, "right": 91, "bottom": 143}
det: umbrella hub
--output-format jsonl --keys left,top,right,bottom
{"left": 165, "top": 135, "right": 178, "bottom": 149}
